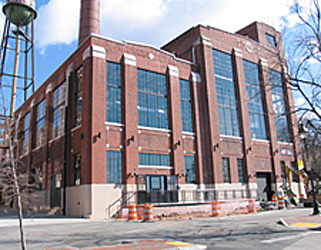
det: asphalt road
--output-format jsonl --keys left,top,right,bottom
{"left": 0, "top": 208, "right": 320, "bottom": 250}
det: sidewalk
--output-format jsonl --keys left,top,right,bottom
{"left": 279, "top": 214, "right": 321, "bottom": 229}
{"left": 45, "top": 240, "right": 207, "bottom": 250}
{"left": 0, "top": 208, "right": 89, "bottom": 228}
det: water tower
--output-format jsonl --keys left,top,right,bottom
{"left": 0, "top": 0, "right": 37, "bottom": 117}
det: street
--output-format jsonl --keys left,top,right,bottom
{"left": 0, "top": 208, "right": 320, "bottom": 249}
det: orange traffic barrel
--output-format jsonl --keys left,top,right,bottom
{"left": 248, "top": 198, "right": 257, "bottom": 213}
{"left": 128, "top": 204, "right": 138, "bottom": 220}
{"left": 278, "top": 196, "right": 286, "bottom": 210}
{"left": 143, "top": 204, "right": 153, "bottom": 221}
{"left": 300, "top": 193, "right": 305, "bottom": 200}
{"left": 272, "top": 195, "right": 278, "bottom": 207}
{"left": 212, "top": 200, "right": 220, "bottom": 217}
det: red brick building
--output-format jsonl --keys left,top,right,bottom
{"left": 5, "top": 0, "right": 304, "bottom": 218}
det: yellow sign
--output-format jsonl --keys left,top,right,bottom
{"left": 298, "top": 160, "right": 304, "bottom": 171}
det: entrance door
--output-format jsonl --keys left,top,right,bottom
{"left": 147, "top": 175, "right": 165, "bottom": 203}
{"left": 137, "top": 175, "right": 178, "bottom": 204}
{"left": 256, "top": 173, "right": 272, "bottom": 201}
{"left": 50, "top": 174, "right": 61, "bottom": 208}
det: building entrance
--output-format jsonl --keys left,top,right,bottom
{"left": 137, "top": 175, "right": 178, "bottom": 204}
{"left": 256, "top": 173, "right": 272, "bottom": 202}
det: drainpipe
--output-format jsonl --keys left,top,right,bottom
{"left": 62, "top": 64, "right": 73, "bottom": 215}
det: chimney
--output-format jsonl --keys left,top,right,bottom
{"left": 78, "top": 0, "right": 100, "bottom": 46}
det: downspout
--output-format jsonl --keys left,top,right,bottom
{"left": 62, "top": 63, "right": 73, "bottom": 215}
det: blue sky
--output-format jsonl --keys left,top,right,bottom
{"left": 0, "top": 0, "right": 307, "bottom": 111}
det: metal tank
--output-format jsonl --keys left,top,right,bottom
{"left": 2, "top": 0, "right": 37, "bottom": 26}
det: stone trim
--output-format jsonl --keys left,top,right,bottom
{"left": 260, "top": 58, "right": 268, "bottom": 67}
{"left": 82, "top": 45, "right": 106, "bottom": 61}
{"left": 191, "top": 72, "right": 201, "bottom": 83}
{"left": 168, "top": 65, "right": 179, "bottom": 77}
{"left": 233, "top": 47, "right": 243, "bottom": 58}
{"left": 123, "top": 53, "right": 137, "bottom": 66}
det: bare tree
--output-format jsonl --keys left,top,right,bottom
{"left": 0, "top": 93, "right": 39, "bottom": 250}
{"left": 283, "top": 0, "right": 321, "bottom": 127}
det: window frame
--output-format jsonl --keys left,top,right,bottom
{"left": 139, "top": 153, "right": 171, "bottom": 167}
{"left": 180, "top": 79, "right": 193, "bottom": 133}
{"left": 106, "top": 61, "right": 122, "bottom": 124}
{"left": 243, "top": 60, "right": 267, "bottom": 140}
{"left": 213, "top": 49, "right": 240, "bottom": 137}
{"left": 73, "top": 67, "right": 83, "bottom": 128}
{"left": 22, "top": 112, "right": 30, "bottom": 154}
{"left": 184, "top": 156, "right": 196, "bottom": 184}
{"left": 266, "top": 33, "right": 277, "bottom": 47}
{"left": 106, "top": 151, "right": 122, "bottom": 184}
{"left": 222, "top": 157, "right": 231, "bottom": 183}
{"left": 269, "top": 69, "right": 291, "bottom": 142}
{"left": 137, "top": 69, "right": 168, "bottom": 129}
{"left": 52, "top": 83, "right": 66, "bottom": 139}
{"left": 237, "top": 158, "right": 244, "bottom": 184}
{"left": 35, "top": 99, "right": 46, "bottom": 148}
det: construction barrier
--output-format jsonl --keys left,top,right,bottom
{"left": 211, "top": 200, "right": 220, "bottom": 217}
{"left": 300, "top": 193, "right": 305, "bottom": 200}
{"left": 272, "top": 195, "right": 278, "bottom": 207}
{"left": 128, "top": 204, "right": 138, "bottom": 220}
{"left": 248, "top": 199, "right": 257, "bottom": 213}
{"left": 144, "top": 204, "right": 153, "bottom": 221}
{"left": 278, "top": 196, "right": 286, "bottom": 210}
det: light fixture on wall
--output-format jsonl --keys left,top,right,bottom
{"left": 130, "top": 135, "right": 135, "bottom": 142}
{"left": 97, "top": 132, "right": 101, "bottom": 138}
{"left": 214, "top": 143, "right": 219, "bottom": 151}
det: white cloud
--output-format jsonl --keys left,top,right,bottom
{"left": 206, "top": 0, "right": 292, "bottom": 32}
{"left": 32, "top": 0, "right": 296, "bottom": 50}
{"left": 35, "top": 0, "right": 80, "bottom": 48}
{"left": 295, "top": 96, "right": 307, "bottom": 107}
{"left": 101, "top": 0, "right": 166, "bottom": 23}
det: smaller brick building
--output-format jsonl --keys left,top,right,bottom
{"left": 3, "top": 0, "right": 304, "bottom": 218}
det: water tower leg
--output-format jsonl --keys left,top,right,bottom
{"left": 10, "top": 32, "right": 20, "bottom": 117}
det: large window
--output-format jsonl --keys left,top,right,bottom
{"left": 106, "top": 62, "right": 121, "bottom": 123}
{"left": 222, "top": 157, "right": 231, "bottom": 183}
{"left": 237, "top": 158, "right": 244, "bottom": 184}
{"left": 52, "top": 83, "right": 66, "bottom": 139}
{"left": 213, "top": 49, "right": 240, "bottom": 137}
{"left": 137, "top": 69, "right": 168, "bottom": 129}
{"left": 72, "top": 153, "right": 81, "bottom": 186}
{"left": 139, "top": 153, "right": 170, "bottom": 167}
{"left": 106, "top": 151, "right": 122, "bottom": 184}
{"left": 180, "top": 79, "right": 193, "bottom": 132}
{"left": 22, "top": 112, "right": 30, "bottom": 154}
{"left": 243, "top": 60, "right": 267, "bottom": 140}
{"left": 269, "top": 70, "right": 290, "bottom": 142}
{"left": 73, "top": 67, "right": 82, "bottom": 128}
{"left": 184, "top": 156, "right": 196, "bottom": 184}
{"left": 36, "top": 99, "right": 46, "bottom": 148}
